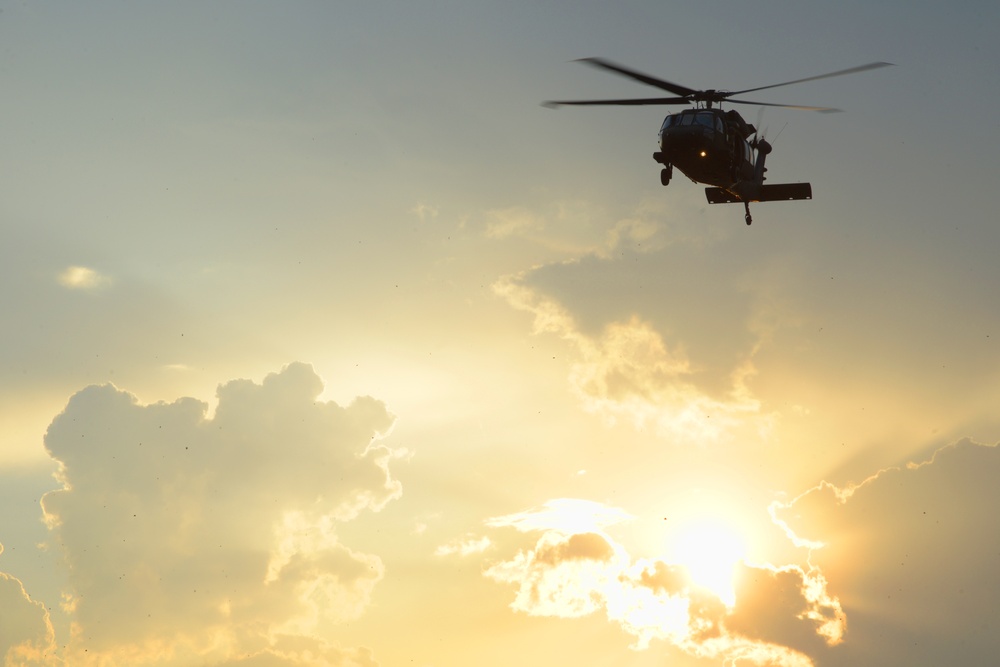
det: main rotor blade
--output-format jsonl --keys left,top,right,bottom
{"left": 543, "top": 97, "right": 691, "bottom": 108}
{"left": 726, "top": 98, "right": 842, "bottom": 113}
{"left": 574, "top": 57, "right": 698, "bottom": 97}
{"left": 730, "top": 61, "right": 894, "bottom": 96}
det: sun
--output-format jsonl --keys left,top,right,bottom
{"left": 666, "top": 517, "right": 747, "bottom": 606}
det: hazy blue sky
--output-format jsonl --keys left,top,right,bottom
{"left": 2, "top": 2, "right": 999, "bottom": 666}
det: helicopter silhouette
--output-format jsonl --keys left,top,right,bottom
{"left": 544, "top": 58, "right": 892, "bottom": 224}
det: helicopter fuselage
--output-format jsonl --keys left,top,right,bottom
{"left": 654, "top": 109, "right": 755, "bottom": 189}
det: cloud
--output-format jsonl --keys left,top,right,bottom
{"left": 485, "top": 528, "right": 628, "bottom": 620}
{"left": 484, "top": 500, "right": 841, "bottom": 665}
{"left": 486, "top": 498, "right": 632, "bottom": 534}
{"left": 726, "top": 563, "right": 844, "bottom": 651}
{"left": 483, "top": 206, "right": 544, "bottom": 240}
{"left": 434, "top": 534, "right": 492, "bottom": 557}
{"left": 409, "top": 202, "right": 439, "bottom": 222}
{"left": 483, "top": 500, "right": 635, "bottom": 621}
{"left": 56, "top": 266, "right": 111, "bottom": 290}
{"left": 39, "top": 362, "right": 401, "bottom": 666}
{"left": 479, "top": 199, "right": 678, "bottom": 256}
{"left": 772, "top": 438, "right": 1000, "bottom": 667}
{"left": 0, "top": 569, "right": 57, "bottom": 666}
{"left": 485, "top": 441, "right": 1000, "bottom": 666}
{"left": 493, "top": 274, "right": 769, "bottom": 443}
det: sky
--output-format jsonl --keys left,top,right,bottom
{"left": 1, "top": 1, "right": 999, "bottom": 666}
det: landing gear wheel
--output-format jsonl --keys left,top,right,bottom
{"left": 659, "top": 165, "right": 672, "bottom": 186}
{"left": 745, "top": 214, "right": 752, "bottom": 225}
{"left": 743, "top": 202, "right": 752, "bottom": 225}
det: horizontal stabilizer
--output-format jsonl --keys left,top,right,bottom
{"left": 757, "top": 183, "right": 812, "bottom": 202}
{"left": 705, "top": 183, "right": 813, "bottom": 204}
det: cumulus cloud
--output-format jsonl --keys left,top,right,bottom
{"left": 772, "top": 438, "right": 1000, "bottom": 667}
{"left": 0, "top": 568, "right": 56, "bottom": 666}
{"left": 493, "top": 274, "right": 768, "bottom": 443}
{"left": 486, "top": 529, "right": 626, "bottom": 619}
{"left": 39, "top": 362, "right": 401, "bottom": 666}
{"left": 485, "top": 442, "right": 1000, "bottom": 666}
{"left": 484, "top": 499, "right": 842, "bottom": 665}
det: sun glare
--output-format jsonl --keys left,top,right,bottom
{"left": 667, "top": 517, "right": 747, "bottom": 606}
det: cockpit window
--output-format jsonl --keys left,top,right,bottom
{"left": 662, "top": 112, "right": 724, "bottom": 132}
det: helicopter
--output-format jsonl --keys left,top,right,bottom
{"left": 544, "top": 58, "right": 893, "bottom": 224}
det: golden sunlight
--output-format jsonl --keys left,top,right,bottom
{"left": 667, "top": 517, "right": 747, "bottom": 606}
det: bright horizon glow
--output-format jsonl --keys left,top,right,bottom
{"left": 667, "top": 517, "right": 747, "bottom": 606}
